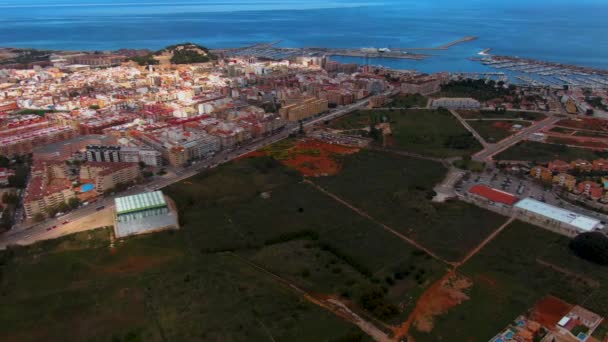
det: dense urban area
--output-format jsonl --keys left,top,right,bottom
{"left": 1, "top": 43, "right": 608, "bottom": 342}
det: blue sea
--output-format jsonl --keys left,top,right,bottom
{"left": 1, "top": 0, "right": 607, "bottom": 72}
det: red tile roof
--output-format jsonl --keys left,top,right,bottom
{"left": 468, "top": 185, "right": 519, "bottom": 206}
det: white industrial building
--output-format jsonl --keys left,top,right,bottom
{"left": 431, "top": 97, "right": 481, "bottom": 109}
{"left": 114, "top": 191, "right": 179, "bottom": 238}
{"left": 514, "top": 198, "right": 602, "bottom": 237}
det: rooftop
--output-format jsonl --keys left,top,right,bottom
{"left": 515, "top": 198, "right": 601, "bottom": 232}
{"left": 115, "top": 191, "right": 167, "bottom": 215}
{"left": 469, "top": 184, "right": 519, "bottom": 206}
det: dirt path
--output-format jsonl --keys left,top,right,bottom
{"left": 454, "top": 217, "right": 514, "bottom": 267}
{"left": 228, "top": 252, "right": 392, "bottom": 342}
{"left": 369, "top": 146, "right": 450, "bottom": 168}
{"left": 305, "top": 180, "right": 454, "bottom": 267}
{"left": 392, "top": 217, "right": 514, "bottom": 341}
{"left": 536, "top": 258, "right": 600, "bottom": 288}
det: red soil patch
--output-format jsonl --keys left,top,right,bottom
{"left": 237, "top": 139, "right": 359, "bottom": 176}
{"left": 393, "top": 272, "right": 472, "bottom": 340}
{"left": 546, "top": 136, "right": 608, "bottom": 149}
{"left": 529, "top": 295, "right": 573, "bottom": 329}
{"left": 282, "top": 139, "right": 359, "bottom": 177}
{"left": 557, "top": 118, "right": 608, "bottom": 132}
{"left": 237, "top": 150, "right": 265, "bottom": 160}
{"left": 493, "top": 121, "right": 513, "bottom": 130}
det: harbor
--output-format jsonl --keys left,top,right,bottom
{"left": 215, "top": 36, "right": 480, "bottom": 61}
{"left": 471, "top": 55, "right": 608, "bottom": 89}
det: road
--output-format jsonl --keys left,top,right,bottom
{"left": 449, "top": 109, "right": 489, "bottom": 148}
{"left": 0, "top": 92, "right": 384, "bottom": 249}
{"left": 472, "top": 115, "right": 562, "bottom": 162}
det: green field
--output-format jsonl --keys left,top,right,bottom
{"left": 168, "top": 155, "right": 447, "bottom": 323}
{"left": 329, "top": 109, "right": 481, "bottom": 158}
{"left": 468, "top": 120, "right": 531, "bottom": 143}
{"left": 315, "top": 150, "right": 508, "bottom": 262}
{"left": 457, "top": 110, "right": 546, "bottom": 121}
{"left": 1, "top": 154, "right": 459, "bottom": 339}
{"left": 391, "top": 93, "right": 428, "bottom": 108}
{"left": 435, "top": 79, "right": 515, "bottom": 102}
{"left": 496, "top": 140, "right": 607, "bottom": 162}
{"left": 1, "top": 227, "right": 372, "bottom": 341}
{"left": 414, "top": 221, "right": 608, "bottom": 342}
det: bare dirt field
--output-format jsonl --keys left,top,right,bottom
{"left": 529, "top": 295, "right": 573, "bottom": 329}
{"left": 243, "top": 138, "right": 359, "bottom": 177}
{"left": 393, "top": 272, "right": 472, "bottom": 340}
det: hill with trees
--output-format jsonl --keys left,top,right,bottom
{"left": 129, "top": 43, "right": 216, "bottom": 66}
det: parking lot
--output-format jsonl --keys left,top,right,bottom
{"left": 457, "top": 170, "right": 608, "bottom": 224}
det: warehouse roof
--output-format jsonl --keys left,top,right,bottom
{"left": 115, "top": 191, "right": 167, "bottom": 215}
{"left": 515, "top": 198, "right": 600, "bottom": 232}
{"left": 469, "top": 185, "right": 519, "bottom": 206}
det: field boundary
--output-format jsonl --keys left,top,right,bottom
{"left": 536, "top": 258, "right": 600, "bottom": 288}
{"left": 304, "top": 179, "right": 454, "bottom": 266}
{"left": 227, "top": 252, "right": 392, "bottom": 342}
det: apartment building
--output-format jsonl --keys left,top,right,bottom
{"left": 139, "top": 127, "right": 220, "bottom": 166}
{"left": 552, "top": 173, "right": 577, "bottom": 191}
{"left": 0, "top": 125, "right": 77, "bottom": 156}
{"left": 23, "top": 161, "right": 74, "bottom": 218}
{"left": 79, "top": 162, "right": 140, "bottom": 193}
{"left": 84, "top": 145, "right": 162, "bottom": 166}
{"left": 279, "top": 96, "right": 328, "bottom": 122}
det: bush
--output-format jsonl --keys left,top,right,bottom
{"left": 570, "top": 232, "right": 608, "bottom": 265}
{"left": 359, "top": 288, "right": 400, "bottom": 320}
{"left": 264, "top": 230, "right": 319, "bottom": 245}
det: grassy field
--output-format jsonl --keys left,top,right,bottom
{"left": 384, "top": 109, "right": 482, "bottom": 158}
{"left": 468, "top": 120, "right": 531, "bottom": 143}
{"left": 168, "top": 155, "right": 449, "bottom": 323}
{"left": 458, "top": 110, "right": 546, "bottom": 121}
{"left": 391, "top": 94, "right": 428, "bottom": 108}
{"left": 496, "top": 140, "right": 607, "bottom": 162}
{"left": 329, "top": 109, "right": 481, "bottom": 158}
{"left": 413, "top": 220, "right": 608, "bottom": 342}
{"left": 1, "top": 154, "right": 458, "bottom": 339}
{"left": 0, "top": 227, "right": 365, "bottom": 341}
{"left": 315, "top": 150, "right": 508, "bottom": 262}
{"left": 435, "top": 80, "right": 515, "bottom": 102}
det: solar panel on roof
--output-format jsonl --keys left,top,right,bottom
{"left": 115, "top": 191, "right": 167, "bottom": 215}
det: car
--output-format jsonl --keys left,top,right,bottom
{"left": 46, "top": 227, "right": 52, "bottom": 231}
{"left": 62, "top": 220, "right": 69, "bottom": 225}
{"left": 95, "top": 206, "right": 105, "bottom": 211}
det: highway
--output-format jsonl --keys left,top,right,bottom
{"left": 0, "top": 92, "right": 380, "bottom": 249}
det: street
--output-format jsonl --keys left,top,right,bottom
{"left": 0, "top": 91, "right": 382, "bottom": 249}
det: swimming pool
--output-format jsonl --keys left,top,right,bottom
{"left": 81, "top": 183, "right": 95, "bottom": 193}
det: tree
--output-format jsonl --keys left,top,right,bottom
{"left": 0, "top": 155, "right": 9, "bottom": 168}
{"left": 68, "top": 197, "right": 81, "bottom": 210}
{"left": 56, "top": 201, "right": 70, "bottom": 213}
{"left": 8, "top": 165, "right": 28, "bottom": 189}
{"left": 33, "top": 213, "right": 45, "bottom": 223}
{"left": 569, "top": 232, "right": 608, "bottom": 265}
{"left": 2, "top": 192, "right": 18, "bottom": 205}
{"left": 0, "top": 208, "right": 13, "bottom": 230}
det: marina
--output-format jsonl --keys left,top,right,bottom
{"left": 472, "top": 55, "right": 608, "bottom": 89}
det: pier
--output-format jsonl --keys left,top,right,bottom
{"left": 217, "top": 36, "right": 479, "bottom": 61}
